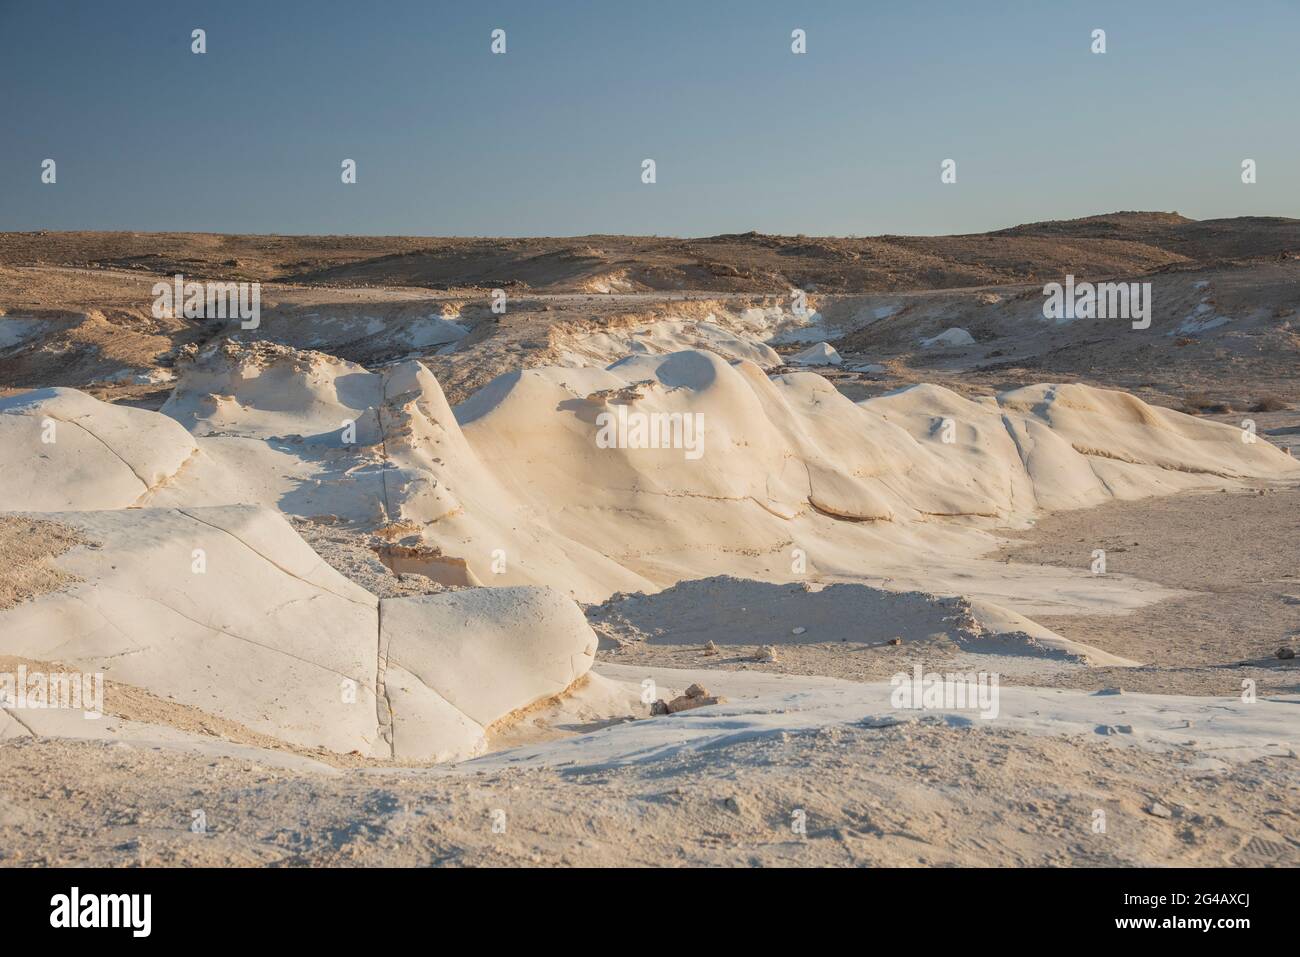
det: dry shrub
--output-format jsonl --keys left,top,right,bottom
{"left": 1180, "top": 391, "right": 1235, "bottom": 415}
{"left": 1250, "top": 395, "right": 1289, "bottom": 413}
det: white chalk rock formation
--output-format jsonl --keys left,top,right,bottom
{"left": 0, "top": 387, "right": 197, "bottom": 510}
{"left": 382, "top": 587, "right": 596, "bottom": 746}
{"left": 788, "top": 342, "right": 843, "bottom": 366}
{"left": 149, "top": 341, "right": 652, "bottom": 596}
{"left": 0, "top": 505, "right": 383, "bottom": 753}
{"left": 451, "top": 350, "right": 1300, "bottom": 600}
{"left": 920, "top": 327, "right": 975, "bottom": 348}
{"left": 4, "top": 342, "right": 1296, "bottom": 624}
{"left": 230, "top": 303, "right": 470, "bottom": 360}
{"left": 553, "top": 319, "right": 783, "bottom": 369}
{"left": 400, "top": 314, "right": 470, "bottom": 347}
{"left": 97, "top": 343, "right": 1297, "bottom": 610}
{"left": 0, "top": 505, "right": 596, "bottom": 762}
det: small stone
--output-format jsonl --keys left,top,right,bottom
{"left": 658, "top": 685, "right": 725, "bottom": 714}
{"left": 702, "top": 640, "right": 718, "bottom": 656}
{"left": 753, "top": 645, "right": 779, "bottom": 663}
{"left": 887, "top": 637, "right": 902, "bottom": 646}
{"left": 792, "top": 626, "right": 806, "bottom": 636}
{"left": 1276, "top": 647, "right": 1296, "bottom": 660}
{"left": 1147, "top": 803, "right": 1173, "bottom": 819}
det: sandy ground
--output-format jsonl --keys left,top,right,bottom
{"left": 995, "top": 486, "right": 1300, "bottom": 695}
{"left": 0, "top": 517, "right": 87, "bottom": 610}
{"left": 1, "top": 720, "right": 1295, "bottom": 868}
{"left": 596, "top": 486, "right": 1300, "bottom": 698}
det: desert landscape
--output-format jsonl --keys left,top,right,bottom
{"left": 1, "top": 214, "right": 1297, "bottom": 867}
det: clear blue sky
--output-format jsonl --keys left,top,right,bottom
{"left": 2, "top": 0, "right": 1297, "bottom": 236}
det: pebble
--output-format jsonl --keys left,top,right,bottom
{"left": 1095, "top": 723, "right": 1134, "bottom": 735}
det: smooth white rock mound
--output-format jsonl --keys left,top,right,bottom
{"left": 920, "top": 327, "right": 975, "bottom": 348}
{"left": 788, "top": 342, "right": 843, "bottom": 366}
{"left": 0, "top": 387, "right": 197, "bottom": 510}
{"left": 0, "top": 505, "right": 596, "bottom": 762}
{"left": 4, "top": 343, "right": 1296, "bottom": 628}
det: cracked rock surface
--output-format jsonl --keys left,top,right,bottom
{"left": 0, "top": 505, "right": 595, "bottom": 762}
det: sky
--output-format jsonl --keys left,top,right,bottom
{"left": 2, "top": 0, "right": 1298, "bottom": 237}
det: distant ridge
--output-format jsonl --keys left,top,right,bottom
{"left": 2, "top": 212, "right": 1297, "bottom": 294}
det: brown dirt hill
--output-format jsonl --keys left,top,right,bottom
{"left": 992, "top": 212, "right": 1300, "bottom": 263}
{"left": 3, "top": 212, "right": 1297, "bottom": 294}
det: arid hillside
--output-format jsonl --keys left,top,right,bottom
{"left": 3, "top": 212, "right": 1298, "bottom": 294}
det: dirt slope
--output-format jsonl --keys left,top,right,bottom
{"left": 4, "top": 212, "right": 1297, "bottom": 294}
